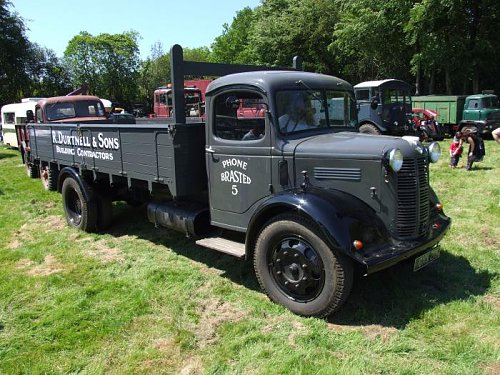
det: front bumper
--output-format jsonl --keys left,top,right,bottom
{"left": 361, "top": 213, "right": 451, "bottom": 274}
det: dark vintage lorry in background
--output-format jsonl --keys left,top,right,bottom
{"left": 412, "top": 92, "right": 500, "bottom": 136}
{"left": 354, "top": 79, "right": 414, "bottom": 136}
{"left": 20, "top": 45, "right": 450, "bottom": 317}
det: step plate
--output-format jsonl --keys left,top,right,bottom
{"left": 195, "top": 237, "right": 246, "bottom": 258}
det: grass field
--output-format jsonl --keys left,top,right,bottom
{"left": 0, "top": 140, "right": 499, "bottom": 374}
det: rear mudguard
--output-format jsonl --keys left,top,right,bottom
{"left": 245, "top": 187, "right": 388, "bottom": 262}
{"left": 57, "top": 167, "right": 94, "bottom": 203}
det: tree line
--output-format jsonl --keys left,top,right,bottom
{"left": 1, "top": 0, "right": 499, "bottom": 112}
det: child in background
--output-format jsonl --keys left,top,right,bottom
{"left": 449, "top": 132, "right": 463, "bottom": 168}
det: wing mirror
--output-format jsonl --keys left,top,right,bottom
{"left": 225, "top": 96, "right": 241, "bottom": 110}
{"left": 26, "top": 110, "right": 34, "bottom": 123}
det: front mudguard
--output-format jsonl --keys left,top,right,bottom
{"left": 246, "top": 187, "right": 388, "bottom": 262}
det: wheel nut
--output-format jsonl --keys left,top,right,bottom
{"left": 283, "top": 251, "right": 288, "bottom": 256}
{"left": 294, "top": 253, "right": 299, "bottom": 258}
{"left": 276, "top": 258, "right": 281, "bottom": 263}
{"left": 284, "top": 281, "right": 289, "bottom": 285}
{"left": 276, "top": 271, "right": 282, "bottom": 275}
{"left": 295, "top": 283, "right": 300, "bottom": 288}
{"left": 302, "top": 264, "right": 307, "bottom": 268}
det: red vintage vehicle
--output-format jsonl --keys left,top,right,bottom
{"left": 153, "top": 79, "right": 212, "bottom": 118}
{"left": 411, "top": 108, "right": 445, "bottom": 141}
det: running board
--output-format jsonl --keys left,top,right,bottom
{"left": 195, "top": 237, "right": 246, "bottom": 258}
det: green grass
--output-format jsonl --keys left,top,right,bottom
{"left": 0, "top": 141, "right": 499, "bottom": 374}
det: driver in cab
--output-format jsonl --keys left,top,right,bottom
{"left": 278, "top": 91, "right": 316, "bottom": 133}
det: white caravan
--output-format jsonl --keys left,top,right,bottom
{"left": 1, "top": 98, "right": 43, "bottom": 148}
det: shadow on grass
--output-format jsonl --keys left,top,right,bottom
{"left": 0, "top": 150, "right": 17, "bottom": 160}
{"left": 107, "top": 203, "right": 494, "bottom": 328}
{"left": 107, "top": 203, "right": 260, "bottom": 290}
{"left": 330, "top": 251, "right": 495, "bottom": 328}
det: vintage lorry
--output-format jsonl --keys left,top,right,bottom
{"left": 412, "top": 92, "right": 500, "bottom": 136}
{"left": 354, "top": 79, "right": 414, "bottom": 136}
{"left": 20, "top": 45, "right": 450, "bottom": 317}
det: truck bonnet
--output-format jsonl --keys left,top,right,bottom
{"left": 289, "top": 132, "right": 420, "bottom": 160}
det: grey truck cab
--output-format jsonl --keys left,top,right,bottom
{"left": 23, "top": 45, "right": 450, "bottom": 317}
{"left": 355, "top": 79, "right": 413, "bottom": 135}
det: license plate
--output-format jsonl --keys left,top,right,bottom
{"left": 413, "top": 248, "right": 440, "bottom": 272}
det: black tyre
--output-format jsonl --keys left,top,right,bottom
{"left": 254, "top": 214, "right": 353, "bottom": 317}
{"left": 97, "top": 195, "right": 113, "bottom": 230}
{"left": 359, "top": 123, "right": 382, "bottom": 135}
{"left": 26, "top": 163, "right": 39, "bottom": 178}
{"left": 40, "top": 166, "right": 58, "bottom": 191}
{"left": 61, "top": 177, "right": 97, "bottom": 232}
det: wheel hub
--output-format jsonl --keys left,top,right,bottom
{"left": 270, "top": 237, "right": 325, "bottom": 302}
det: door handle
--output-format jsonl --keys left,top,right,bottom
{"left": 206, "top": 146, "right": 219, "bottom": 162}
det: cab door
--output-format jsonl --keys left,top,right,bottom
{"left": 206, "top": 90, "right": 271, "bottom": 229}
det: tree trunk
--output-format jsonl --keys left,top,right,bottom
{"left": 445, "top": 68, "right": 452, "bottom": 94}
{"left": 415, "top": 64, "right": 421, "bottom": 96}
{"left": 429, "top": 69, "right": 435, "bottom": 95}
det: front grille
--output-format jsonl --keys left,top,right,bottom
{"left": 395, "top": 156, "right": 430, "bottom": 239}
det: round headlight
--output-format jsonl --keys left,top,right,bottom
{"left": 388, "top": 148, "right": 403, "bottom": 172}
{"left": 428, "top": 142, "right": 441, "bottom": 163}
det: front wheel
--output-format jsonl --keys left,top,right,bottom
{"left": 359, "top": 123, "right": 382, "bottom": 135}
{"left": 254, "top": 214, "right": 353, "bottom": 317}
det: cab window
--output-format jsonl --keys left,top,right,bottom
{"left": 213, "top": 91, "right": 266, "bottom": 142}
{"left": 355, "top": 89, "right": 370, "bottom": 101}
{"left": 468, "top": 99, "right": 479, "bottom": 109}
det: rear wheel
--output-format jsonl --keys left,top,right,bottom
{"left": 254, "top": 214, "right": 353, "bottom": 317}
{"left": 40, "top": 165, "right": 58, "bottom": 191}
{"left": 26, "top": 163, "right": 39, "bottom": 178}
{"left": 359, "top": 123, "right": 382, "bottom": 135}
{"left": 61, "top": 177, "right": 97, "bottom": 232}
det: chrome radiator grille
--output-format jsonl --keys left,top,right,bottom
{"left": 395, "top": 156, "right": 430, "bottom": 239}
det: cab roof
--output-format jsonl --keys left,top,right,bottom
{"left": 354, "top": 79, "right": 409, "bottom": 89}
{"left": 205, "top": 70, "right": 352, "bottom": 95}
{"left": 38, "top": 95, "right": 103, "bottom": 106}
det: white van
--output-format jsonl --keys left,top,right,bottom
{"left": 1, "top": 98, "right": 43, "bottom": 148}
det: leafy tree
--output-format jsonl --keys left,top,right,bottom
{"left": 332, "top": 0, "right": 414, "bottom": 84}
{"left": 64, "top": 31, "right": 140, "bottom": 107}
{"left": 27, "top": 44, "right": 72, "bottom": 97}
{"left": 250, "top": 0, "right": 340, "bottom": 73}
{"left": 211, "top": 7, "right": 256, "bottom": 64}
{"left": 406, "top": 0, "right": 500, "bottom": 94}
{"left": 0, "top": 0, "right": 31, "bottom": 105}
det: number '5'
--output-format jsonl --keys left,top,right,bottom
{"left": 231, "top": 185, "right": 238, "bottom": 195}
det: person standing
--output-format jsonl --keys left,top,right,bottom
{"left": 463, "top": 129, "right": 484, "bottom": 171}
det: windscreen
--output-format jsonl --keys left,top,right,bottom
{"left": 381, "top": 88, "right": 411, "bottom": 105}
{"left": 276, "top": 89, "right": 357, "bottom": 134}
{"left": 482, "top": 96, "right": 499, "bottom": 108}
{"left": 46, "top": 100, "right": 105, "bottom": 121}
